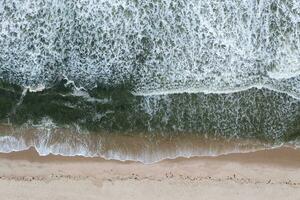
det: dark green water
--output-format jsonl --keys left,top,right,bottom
{"left": 0, "top": 79, "right": 299, "bottom": 140}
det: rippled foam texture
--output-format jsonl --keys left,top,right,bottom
{"left": 0, "top": 0, "right": 299, "bottom": 97}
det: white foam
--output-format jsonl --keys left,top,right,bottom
{"left": 0, "top": 136, "right": 28, "bottom": 153}
{"left": 268, "top": 70, "right": 300, "bottom": 80}
{"left": 133, "top": 84, "right": 300, "bottom": 100}
{"left": 27, "top": 85, "right": 46, "bottom": 93}
{"left": 1, "top": 0, "right": 299, "bottom": 99}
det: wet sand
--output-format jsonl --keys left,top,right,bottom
{"left": 0, "top": 147, "right": 300, "bottom": 200}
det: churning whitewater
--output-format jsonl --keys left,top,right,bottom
{"left": 0, "top": 0, "right": 299, "bottom": 163}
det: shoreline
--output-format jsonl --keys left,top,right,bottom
{"left": 1, "top": 146, "right": 300, "bottom": 166}
{"left": 0, "top": 123, "right": 291, "bottom": 163}
{"left": 0, "top": 147, "right": 300, "bottom": 199}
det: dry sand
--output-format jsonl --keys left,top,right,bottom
{"left": 0, "top": 147, "right": 300, "bottom": 200}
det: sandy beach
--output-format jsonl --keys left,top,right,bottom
{"left": 0, "top": 147, "right": 299, "bottom": 200}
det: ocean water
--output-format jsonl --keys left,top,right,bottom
{"left": 0, "top": 0, "right": 299, "bottom": 163}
